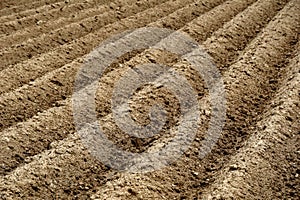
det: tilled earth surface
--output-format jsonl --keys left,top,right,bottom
{"left": 0, "top": 0, "right": 299, "bottom": 199}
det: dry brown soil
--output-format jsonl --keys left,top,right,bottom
{"left": 0, "top": 0, "right": 299, "bottom": 199}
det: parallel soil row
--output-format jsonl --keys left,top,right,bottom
{"left": 0, "top": 0, "right": 112, "bottom": 48}
{"left": 202, "top": 42, "right": 299, "bottom": 199}
{"left": 0, "top": 0, "right": 89, "bottom": 24}
{"left": 0, "top": 0, "right": 232, "bottom": 174}
{"left": 91, "top": 1, "right": 299, "bottom": 198}
{"left": 0, "top": 0, "right": 64, "bottom": 18}
{"left": 93, "top": 1, "right": 299, "bottom": 199}
{"left": 0, "top": 0, "right": 227, "bottom": 94}
{"left": 0, "top": 0, "right": 228, "bottom": 129}
{"left": 0, "top": 0, "right": 298, "bottom": 199}
{"left": 0, "top": 0, "right": 165, "bottom": 68}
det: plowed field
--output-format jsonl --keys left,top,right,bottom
{"left": 0, "top": 0, "right": 299, "bottom": 199}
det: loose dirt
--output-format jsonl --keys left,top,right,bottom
{"left": 0, "top": 0, "right": 299, "bottom": 199}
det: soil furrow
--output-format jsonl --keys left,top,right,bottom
{"left": 88, "top": 0, "right": 288, "bottom": 150}
{"left": 0, "top": 0, "right": 116, "bottom": 49}
{"left": 0, "top": 0, "right": 227, "bottom": 94}
{"left": 1, "top": 0, "right": 282, "bottom": 178}
{"left": 112, "top": 2, "right": 299, "bottom": 198}
{"left": 92, "top": 0, "right": 278, "bottom": 124}
{"left": 88, "top": 1, "right": 299, "bottom": 198}
{"left": 182, "top": 0, "right": 261, "bottom": 43}
{"left": 0, "top": 0, "right": 298, "bottom": 198}
{"left": 0, "top": 0, "right": 199, "bottom": 130}
{"left": 0, "top": 0, "right": 241, "bottom": 176}
{"left": 0, "top": 0, "right": 40, "bottom": 10}
{"left": 0, "top": 0, "right": 226, "bottom": 94}
{"left": 0, "top": 0, "right": 64, "bottom": 18}
{"left": 201, "top": 0, "right": 289, "bottom": 68}
{"left": 1, "top": 0, "right": 286, "bottom": 196}
{"left": 0, "top": 0, "right": 88, "bottom": 24}
{"left": 202, "top": 44, "right": 299, "bottom": 199}
{"left": 0, "top": 0, "right": 152, "bottom": 69}
{"left": 0, "top": 133, "right": 110, "bottom": 199}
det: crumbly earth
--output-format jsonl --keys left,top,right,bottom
{"left": 0, "top": 0, "right": 299, "bottom": 199}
